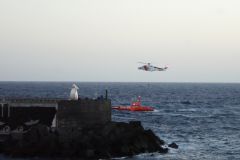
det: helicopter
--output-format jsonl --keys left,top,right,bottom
{"left": 138, "top": 62, "right": 168, "bottom": 72}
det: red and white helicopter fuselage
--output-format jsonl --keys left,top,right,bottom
{"left": 138, "top": 63, "right": 168, "bottom": 72}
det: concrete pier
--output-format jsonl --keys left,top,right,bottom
{"left": 0, "top": 98, "right": 112, "bottom": 132}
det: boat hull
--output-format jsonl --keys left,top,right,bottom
{"left": 112, "top": 106, "right": 154, "bottom": 111}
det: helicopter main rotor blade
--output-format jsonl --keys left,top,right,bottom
{"left": 138, "top": 62, "right": 149, "bottom": 64}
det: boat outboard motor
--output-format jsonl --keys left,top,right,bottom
{"left": 70, "top": 84, "right": 79, "bottom": 100}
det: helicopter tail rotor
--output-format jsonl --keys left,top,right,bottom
{"left": 164, "top": 64, "right": 170, "bottom": 69}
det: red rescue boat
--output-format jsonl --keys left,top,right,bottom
{"left": 112, "top": 96, "right": 154, "bottom": 111}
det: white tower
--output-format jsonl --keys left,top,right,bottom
{"left": 69, "top": 84, "right": 79, "bottom": 100}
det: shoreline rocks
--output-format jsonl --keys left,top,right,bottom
{"left": 0, "top": 121, "right": 169, "bottom": 159}
{"left": 168, "top": 142, "right": 179, "bottom": 149}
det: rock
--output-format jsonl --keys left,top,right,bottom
{"left": 85, "top": 149, "right": 95, "bottom": 158}
{"left": 168, "top": 142, "right": 179, "bottom": 149}
{"left": 3, "top": 125, "right": 60, "bottom": 157}
{"left": 1, "top": 121, "right": 168, "bottom": 159}
{"left": 129, "top": 121, "right": 144, "bottom": 130}
{"left": 159, "top": 147, "right": 168, "bottom": 153}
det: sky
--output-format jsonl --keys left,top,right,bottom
{"left": 0, "top": 0, "right": 240, "bottom": 82}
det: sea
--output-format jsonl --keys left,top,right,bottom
{"left": 0, "top": 82, "right": 240, "bottom": 160}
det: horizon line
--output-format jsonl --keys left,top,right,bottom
{"left": 0, "top": 80, "right": 240, "bottom": 84}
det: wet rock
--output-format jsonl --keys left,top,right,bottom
{"left": 1, "top": 121, "right": 168, "bottom": 159}
{"left": 85, "top": 149, "right": 95, "bottom": 158}
{"left": 159, "top": 147, "right": 168, "bottom": 153}
{"left": 168, "top": 142, "right": 179, "bottom": 149}
{"left": 3, "top": 124, "right": 60, "bottom": 157}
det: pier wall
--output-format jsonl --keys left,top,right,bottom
{"left": 0, "top": 98, "right": 111, "bottom": 130}
{"left": 57, "top": 99, "right": 111, "bottom": 129}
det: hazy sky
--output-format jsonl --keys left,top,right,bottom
{"left": 0, "top": 0, "right": 240, "bottom": 82}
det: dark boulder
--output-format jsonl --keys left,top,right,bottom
{"left": 1, "top": 121, "right": 168, "bottom": 159}
{"left": 3, "top": 124, "right": 60, "bottom": 157}
{"left": 168, "top": 142, "right": 179, "bottom": 149}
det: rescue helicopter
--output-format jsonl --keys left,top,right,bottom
{"left": 138, "top": 62, "right": 168, "bottom": 72}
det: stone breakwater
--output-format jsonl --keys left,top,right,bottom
{"left": 0, "top": 121, "right": 169, "bottom": 159}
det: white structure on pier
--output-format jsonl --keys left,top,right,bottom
{"left": 69, "top": 84, "right": 79, "bottom": 100}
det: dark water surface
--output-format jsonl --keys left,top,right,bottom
{"left": 0, "top": 82, "right": 240, "bottom": 160}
